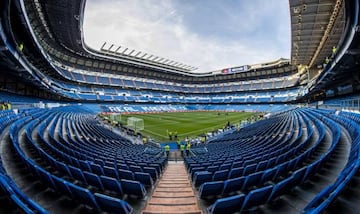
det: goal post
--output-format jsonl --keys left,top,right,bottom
{"left": 127, "top": 117, "right": 144, "bottom": 132}
{"left": 109, "top": 113, "right": 122, "bottom": 122}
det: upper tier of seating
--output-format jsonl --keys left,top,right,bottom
{"left": 57, "top": 67, "right": 299, "bottom": 94}
{"left": 54, "top": 80, "right": 299, "bottom": 103}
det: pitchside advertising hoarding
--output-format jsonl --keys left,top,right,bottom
{"left": 222, "top": 65, "right": 249, "bottom": 74}
{"left": 101, "top": 105, "right": 187, "bottom": 113}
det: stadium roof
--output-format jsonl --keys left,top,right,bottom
{"left": 290, "top": 0, "right": 345, "bottom": 68}
{"left": 82, "top": 0, "right": 292, "bottom": 73}
{"left": 23, "top": 0, "right": 346, "bottom": 78}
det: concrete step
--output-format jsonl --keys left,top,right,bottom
{"left": 159, "top": 180, "right": 190, "bottom": 184}
{"left": 149, "top": 197, "right": 197, "bottom": 205}
{"left": 142, "top": 163, "right": 202, "bottom": 214}
{"left": 143, "top": 204, "right": 202, "bottom": 214}
{"left": 157, "top": 183, "right": 190, "bottom": 188}
{"left": 152, "top": 191, "right": 195, "bottom": 198}
{"left": 155, "top": 187, "right": 193, "bottom": 192}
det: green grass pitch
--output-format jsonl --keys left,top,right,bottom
{"left": 120, "top": 111, "right": 256, "bottom": 142}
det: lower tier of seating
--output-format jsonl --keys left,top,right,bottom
{"left": 0, "top": 107, "right": 359, "bottom": 213}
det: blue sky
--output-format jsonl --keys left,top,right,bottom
{"left": 83, "top": 0, "right": 290, "bottom": 73}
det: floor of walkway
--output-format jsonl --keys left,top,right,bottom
{"left": 142, "top": 162, "right": 202, "bottom": 214}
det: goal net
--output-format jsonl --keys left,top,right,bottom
{"left": 109, "top": 114, "right": 122, "bottom": 122}
{"left": 127, "top": 117, "right": 144, "bottom": 131}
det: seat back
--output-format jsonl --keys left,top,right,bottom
{"left": 212, "top": 170, "right": 229, "bottom": 181}
{"left": 194, "top": 171, "right": 213, "bottom": 187}
{"left": 260, "top": 167, "right": 277, "bottom": 184}
{"left": 118, "top": 169, "right": 135, "bottom": 180}
{"left": 67, "top": 182, "right": 99, "bottom": 210}
{"left": 103, "top": 166, "right": 118, "bottom": 178}
{"left": 222, "top": 176, "right": 245, "bottom": 195}
{"left": 84, "top": 171, "right": 104, "bottom": 191}
{"left": 228, "top": 167, "right": 244, "bottom": 179}
{"left": 52, "top": 176, "right": 72, "bottom": 197}
{"left": 143, "top": 167, "right": 158, "bottom": 181}
{"left": 242, "top": 171, "right": 263, "bottom": 191}
{"left": 68, "top": 165, "right": 87, "bottom": 184}
{"left": 207, "top": 194, "right": 245, "bottom": 214}
{"left": 241, "top": 185, "right": 273, "bottom": 211}
{"left": 94, "top": 193, "right": 133, "bottom": 214}
{"left": 134, "top": 172, "right": 154, "bottom": 186}
{"left": 199, "top": 181, "right": 224, "bottom": 199}
{"left": 100, "top": 175, "right": 123, "bottom": 195}
{"left": 243, "top": 164, "right": 257, "bottom": 176}
{"left": 121, "top": 179, "right": 146, "bottom": 198}
{"left": 267, "top": 176, "right": 295, "bottom": 203}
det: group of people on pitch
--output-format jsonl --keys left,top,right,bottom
{"left": 164, "top": 140, "right": 191, "bottom": 157}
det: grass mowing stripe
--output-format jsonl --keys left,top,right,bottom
{"left": 120, "top": 111, "right": 255, "bottom": 142}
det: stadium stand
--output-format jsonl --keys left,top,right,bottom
{"left": 0, "top": 0, "right": 360, "bottom": 213}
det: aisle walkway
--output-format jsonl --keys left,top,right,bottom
{"left": 142, "top": 162, "right": 202, "bottom": 214}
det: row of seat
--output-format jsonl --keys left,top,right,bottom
{"left": 187, "top": 114, "right": 296, "bottom": 171}
{"left": 0, "top": 110, "right": 49, "bottom": 213}
{"left": 303, "top": 110, "right": 360, "bottom": 212}
{"left": 188, "top": 112, "right": 305, "bottom": 188}
{"left": 24, "top": 117, "right": 148, "bottom": 199}
{"left": 0, "top": 106, "right": 170, "bottom": 213}
{"left": 188, "top": 108, "right": 353, "bottom": 213}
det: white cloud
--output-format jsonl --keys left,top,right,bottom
{"left": 83, "top": 0, "right": 290, "bottom": 73}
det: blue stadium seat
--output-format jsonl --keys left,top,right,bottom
{"left": 292, "top": 167, "right": 307, "bottom": 186}
{"left": 241, "top": 185, "right": 273, "bottom": 211}
{"left": 266, "top": 157, "right": 277, "bottom": 169}
{"left": 206, "top": 194, "right": 245, "bottom": 214}
{"left": 129, "top": 165, "right": 142, "bottom": 172}
{"left": 84, "top": 171, "right": 104, "bottom": 191}
{"left": 303, "top": 161, "right": 321, "bottom": 181}
{"left": 90, "top": 163, "right": 104, "bottom": 175}
{"left": 242, "top": 171, "right": 263, "bottom": 191}
{"left": 143, "top": 167, "right": 158, "bottom": 181}
{"left": 100, "top": 175, "right": 123, "bottom": 195}
{"left": 134, "top": 172, "right": 154, "bottom": 186}
{"left": 231, "top": 161, "right": 242, "bottom": 168}
{"left": 54, "top": 161, "right": 71, "bottom": 176}
{"left": 267, "top": 176, "right": 295, "bottom": 202}
{"left": 121, "top": 179, "right": 146, "bottom": 198}
{"left": 228, "top": 167, "right": 244, "bottom": 179}
{"left": 10, "top": 194, "right": 34, "bottom": 214}
{"left": 256, "top": 161, "right": 268, "bottom": 172}
{"left": 194, "top": 171, "right": 213, "bottom": 187}
{"left": 207, "top": 165, "right": 219, "bottom": 173}
{"left": 222, "top": 176, "right": 245, "bottom": 195}
{"left": 67, "top": 182, "right": 100, "bottom": 209}
{"left": 274, "top": 162, "right": 289, "bottom": 179}
{"left": 79, "top": 160, "right": 92, "bottom": 172}
{"left": 219, "top": 163, "right": 232, "bottom": 171}
{"left": 199, "top": 181, "right": 224, "bottom": 199}
{"left": 52, "top": 176, "right": 72, "bottom": 197}
{"left": 243, "top": 164, "right": 257, "bottom": 176}
{"left": 68, "top": 165, "right": 87, "bottom": 184}
{"left": 260, "top": 167, "right": 277, "bottom": 184}
{"left": 286, "top": 158, "right": 298, "bottom": 172}
{"left": 34, "top": 165, "right": 57, "bottom": 191}
{"left": 117, "top": 163, "right": 129, "bottom": 171}
{"left": 118, "top": 169, "right": 135, "bottom": 180}
{"left": 103, "top": 166, "right": 118, "bottom": 178}
{"left": 191, "top": 167, "right": 206, "bottom": 180}
{"left": 212, "top": 170, "right": 229, "bottom": 181}
{"left": 94, "top": 193, "right": 133, "bottom": 214}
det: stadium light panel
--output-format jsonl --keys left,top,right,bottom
{"left": 121, "top": 48, "right": 128, "bottom": 54}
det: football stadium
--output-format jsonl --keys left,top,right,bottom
{"left": 0, "top": 0, "right": 359, "bottom": 213}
